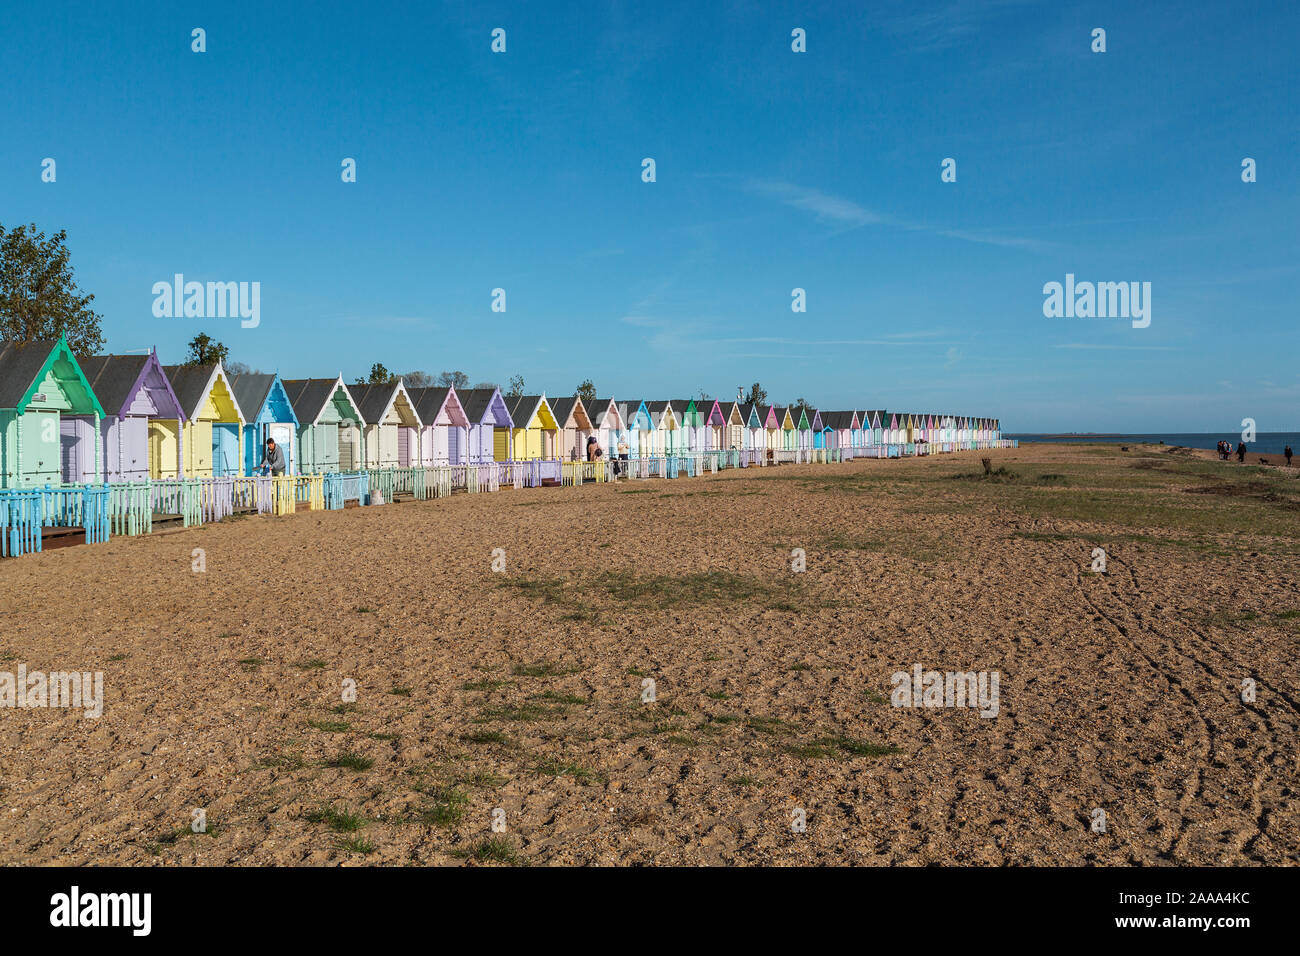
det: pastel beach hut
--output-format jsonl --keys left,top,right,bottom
{"left": 739, "top": 403, "right": 764, "bottom": 454}
{"left": 587, "top": 398, "right": 624, "bottom": 458}
{"left": 615, "top": 399, "right": 654, "bottom": 457}
{"left": 670, "top": 399, "right": 705, "bottom": 453}
{"left": 646, "top": 401, "right": 682, "bottom": 455}
{"left": 458, "top": 387, "right": 513, "bottom": 462}
{"left": 796, "top": 407, "right": 817, "bottom": 451}
{"left": 283, "top": 376, "right": 366, "bottom": 473}
{"left": 779, "top": 407, "right": 798, "bottom": 453}
{"left": 507, "top": 395, "right": 559, "bottom": 460}
{"left": 723, "top": 400, "right": 746, "bottom": 452}
{"left": 164, "top": 362, "right": 245, "bottom": 477}
{"left": 549, "top": 395, "right": 594, "bottom": 461}
{"left": 351, "top": 381, "right": 422, "bottom": 468}
{"left": 231, "top": 373, "right": 300, "bottom": 475}
{"left": 699, "top": 398, "right": 727, "bottom": 451}
{"left": 71, "top": 350, "right": 186, "bottom": 482}
{"left": 759, "top": 405, "right": 781, "bottom": 457}
{"left": 0, "top": 337, "right": 104, "bottom": 488}
{"left": 410, "top": 386, "right": 471, "bottom": 464}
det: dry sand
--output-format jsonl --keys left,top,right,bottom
{"left": 1, "top": 444, "right": 1297, "bottom": 866}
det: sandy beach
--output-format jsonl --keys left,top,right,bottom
{"left": 2, "top": 444, "right": 1297, "bottom": 865}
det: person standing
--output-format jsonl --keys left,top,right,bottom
{"left": 1237, "top": 441, "right": 1247, "bottom": 463}
{"left": 259, "top": 437, "right": 287, "bottom": 476}
{"left": 1286, "top": 444, "right": 1293, "bottom": 467}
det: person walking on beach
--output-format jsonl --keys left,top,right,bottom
{"left": 1286, "top": 444, "right": 1293, "bottom": 467}
{"left": 1236, "top": 441, "right": 1247, "bottom": 463}
{"left": 586, "top": 436, "right": 602, "bottom": 461}
{"left": 259, "top": 437, "right": 286, "bottom": 476}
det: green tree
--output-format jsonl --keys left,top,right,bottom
{"left": 506, "top": 375, "right": 525, "bottom": 401}
{"left": 744, "top": 382, "right": 767, "bottom": 406}
{"left": 576, "top": 379, "right": 597, "bottom": 404}
{"left": 184, "top": 332, "right": 229, "bottom": 366}
{"left": 0, "top": 222, "right": 104, "bottom": 355}
{"left": 354, "top": 362, "right": 393, "bottom": 386}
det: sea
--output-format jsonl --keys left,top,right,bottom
{"left": 1006, "top": 433, "right": 1300, "bottom": 456}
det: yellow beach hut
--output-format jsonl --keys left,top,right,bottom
{"left": 507, "top": 395, "right": 559, "bottom": 460}
{"left": 163, "top": 363, "right": 246, "bottom": 477}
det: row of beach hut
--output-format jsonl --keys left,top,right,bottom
{"left": 0, "top": 338, "right": 1007, "bottom": 488}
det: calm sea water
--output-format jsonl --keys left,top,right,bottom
{"left": 1007, "top": 433, "right": 1300, "bottom": 456}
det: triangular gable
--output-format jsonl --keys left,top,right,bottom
{"left": 197, "top": 364, "right": 245, "bottom": 424}
{"left": 517, "top": 395, "right": 557, "bottom": 430}
{"left": 761, "top": 406, "right": 778, "bottom": 428}
{"left": 795, "top": 407, "right": 811, "bottom": 429}
{"left": 261, "top": 374, "right": 299, "bottom": 426}
{"left": 1, "top": 337, "right": 104, "bottom": 416}
{"left": 590, "top": 398, "right": 622, "bottom": 431}
{"left": 725, "top": 402, "right": 744, "bottom": 426}
{"left": 849, "top": 411, "right": 861, "bottom": 430}
{"left": 780, "top": 408, "right": 795, "bottom": 430}
{"left": 810, "top": 410, "right": 824, "bottom": 431}
{"left": 746, "top": 406, "right": 763, "bottom": 428}
{"left": 701, "top": 399, "right": 724, "bottom": 426}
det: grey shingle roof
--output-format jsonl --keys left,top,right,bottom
{"left": 229, "top": 373, "right": 276, "bottom": 420}
{"left": 459, "top": 388, "right": 510, "bottom": 425}
{"left": 163, "top": 364, "right": 222, "bottom": 419}
{"left": 0, "top": 340, "right": 58, "bottom": 409}
{"left": 283, "top": 377, "right": 356, "bottom": 425}
{"left": 76, "top": 354, "right": 150, "bottom": 417}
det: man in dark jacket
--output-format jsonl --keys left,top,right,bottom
{"left": 260, "top": 438, "right": 287, "bottom": 476}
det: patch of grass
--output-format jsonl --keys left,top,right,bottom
{"left": 454, "top": 835, "right": 526, "bottom": 865}
{"left": 237, "top": 657, "right": 264, "bottom": 670}
{"left": 460, "top": 768, "right": 509, "bottom": 788}
{"left": 745, "top": 715, "right": 799, "bottom": 736}
{"left": 107, "top": 653, "right": 128, "bottom": 662}
{"left": 950, "top": 466, "right": 1019, "bottom": 482}
{"left": 389, "top": 685, "right": 412, "bottom": 696}
{"left": 338, "top": 835, "right": 376, "bottom": 854}
{"left": 305, "top": 806, "right": 367, "bottom": 832}
{"left": 729, "top": 775, "right": 760, "bottom": 788}
{"left": 420, "top": 785, "right": 469, "bottom": 826}
{"left": 784, "top": 735, "right": 901, "bottom": 759}
{"left": 355, "top": 607, "right": 375, "bottom": 613}
{"left": 297, "top": 658, "right": 328, "bottom": 669}
{"left": 477, "top": 702, "right": 567, "bottom": 722}
{"left": 705, "top": 690, "right": 730, "bottom": 700}
{"left": 325, "top": 751, "right": 373, "bottom": 771}
{"left": 308, "top": 718, "right": 351, "bottom": 733}
{"left": 787, "top": 663, "right": 811, "bottom": 672}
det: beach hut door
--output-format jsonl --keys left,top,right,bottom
{"left": 60, "top": 417, "right": 80, "bottom": 483}
{"left": 269, "top": 423, "right": 294, "bottom": 473}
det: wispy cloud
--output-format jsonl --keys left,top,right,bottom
{"left": 741, "top": 178, "right": 882, "bottom": 228}
{"left": 1053, "top": 343, "right": 1178, "bottom": 352}
{"left": 738, "top": 176, "right": 1047, "bottom": 250}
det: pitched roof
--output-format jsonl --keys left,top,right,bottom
{"left": 76, "top": 354, "right": 151, "bottom": 416}
{"left": 350, "top": 382, "right": 414, "bottom": 425}
{"left": 458, "top": 387, "right": 507, "bottom": 424}
{"left": 548, "top": 395, "right": 585, "bottom": 427}
{"left": 229, "top": 373, "right": 277, "bottom": 419}
{"left": 409, "top": 386, "right": 453, "bottom": 423}
{"left": 589, "top": 397, "right": 617, "bottom": 427}
{"left": 283, "top": 377, "right": 354, "bottom": 425}
{"left": 163, "top": 364, "right": 223, "bottom": 419}
{"left": 0, "top": 340, "right": 58, "bottom": 408}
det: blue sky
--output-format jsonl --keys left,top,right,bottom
{"left": 3, "top": 0, "right": 1297, "bottom": 431}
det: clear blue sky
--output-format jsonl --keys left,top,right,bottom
{"left": 4, "top": 0, "right": 1296, "bottom": 432}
